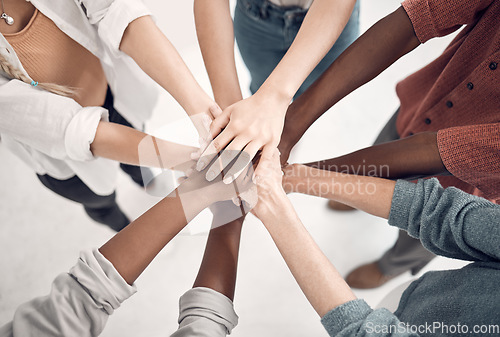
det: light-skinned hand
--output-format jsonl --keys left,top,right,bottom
{"left": 196, "top": 92, "right": 289, "bottom": 184}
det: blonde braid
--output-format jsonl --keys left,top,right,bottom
{"left": 0, "top": 53, "right": 75, "bottom": 97}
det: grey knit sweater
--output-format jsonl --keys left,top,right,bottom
{"left": 321, "top": 178, "right": 500, "bottom": 336}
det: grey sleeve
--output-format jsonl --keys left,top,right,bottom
{"left": 321, "top": 299, "right": 418, "bottom": 336}
{"left": 4, "top": 250, "right": 136, "bottom": 337}
{"left": 170, "top": 287, "right": 238, "bottom": 337}
{"left": 389, "top": 178, "right": 500, "bottom": 262}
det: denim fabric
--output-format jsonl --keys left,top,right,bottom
{"left": 234, "top": 0, "right": 360, "bottom": 98}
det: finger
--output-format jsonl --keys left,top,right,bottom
{"left": 190, "top": 112, "right": 213, "bottom": 141}
{"left": 223, "top": 142, "right": 261, "bottom": 184}
{"left": 205, "top": 137, "right": 250, "bottom": 182}
{"left": 196, "top": 129, "right": 235, "bottom": 172}
{"left": 209, "top": 104, "right": 223, "bottom": 119}
{"left": 253, "top": 145, "right": 277, "bottom": 182}
{"left": 209, "top": 112, "right": 230, "bottom": 140}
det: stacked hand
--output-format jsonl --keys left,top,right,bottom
{"left": 195, "top": 92, "right": 289, "bottom": 184}
{"left": 250, "top": 149, "right": 290, "bottom": 220}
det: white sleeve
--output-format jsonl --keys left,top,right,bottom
{"left": 0, "top": 79, "right": 108, "bottom": 162}
{"left": 76, "top": 0, "right": 152, "bottom": 58}
{"left": 5, "top": 250, "right": 136, "bottom": 337}
{"left": 170, "top": 288, "right": 239, "bottom": 337}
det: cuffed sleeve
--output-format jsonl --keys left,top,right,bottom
{"left": 389, "top": 179, "right": 500, "bottom": 262}
{"left": 401, "top": 0, "right": 494, "bottom": 43}
{"left": 437, "top": 123, "right": 500, "bottom": 200}
{"left": 170, "top": 287, "right": 239, "bottom": 337}
{"left": 65, "top": 106, "right": 109, "bottom": 161}
{"left": 0, "top": 79, "right": 108, "bottom": 162}
{"left": 8, "top": 249, "right": 136, "bottom": 337}
{"left": 78, "top": 0, "right": 152, "bottom": 58}
{"left": 321, "top": 299, "right": 418, "bottom": 336}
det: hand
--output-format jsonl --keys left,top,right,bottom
{"left": 277, "top": 140, "right": 293, "bottom": 167}
{"left": 176, "top": 156, "right": 256, "bottom": 212}
{"left": 250, "top": 149, "right": 289, "bottom": 220}
{"left": 189, "top": 104, "right": 223, "bottom": 159}
{"left": 196, "top": 92, "right": 289, "bottom": 184}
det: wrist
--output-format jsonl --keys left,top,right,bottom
{"left": 185, "top": 93, "right": 215, "bottom": 117}
{"left": 256, "top": 187, "right": 291, "bottom": 220}
{"left": 255, "top": 83, "right": 293, "bottom": 112}
{"left": 213, "top": 89, "right": 243, "bottom": 110}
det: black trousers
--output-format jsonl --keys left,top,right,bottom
{"left": 37, "top": 88, "right": 146, "bottom": 232}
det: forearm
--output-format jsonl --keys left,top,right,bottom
{"left": 284, "top": 165, "right": 395, "bottom": 218}
{"left": 120, "top": 16, "right": 213, "bottom": 116}
{"left": 193, "top": 217, "right": 244, "bottom": 301}
{"left": 259, "top": 0, "right": 357, "bottom": 103}
{"left": 262, "top": 195, "right": 356, "bottom": 317}
{"left": 281, "top": 6, "right": 420, "bottom": 148}
{"left": 91, "top": 121, "right": 196, "bottom": 170}
{"left": 99, "top": 189, "right": 210, "bottom": 285}
{"left": 305, "top": 132, "right": 448, "bottom": 180}
{"left": 194, "top": 0, "right": 243, "bottom": 109}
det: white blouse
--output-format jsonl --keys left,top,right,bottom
{"left": 0, "top": 0, "right": 159, "bottom": 196}
{"left": 0, "top": 250, "right": 238, "bottom": 337}
{"left": 0, "top": 249, "right": 137, "bottom": 337}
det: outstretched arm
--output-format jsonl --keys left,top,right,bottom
{"left": 193, "top": 216, "right": 244, "bottom": 301}
{"left": 283, "top": 163, "right": 500, "bottom": 262}
{"left": 119, "top": 16, "right": 219, "bottom": 138}
{"left": 197, "top": 0, "right": 357, "bottom": 182}
{"left": 99, "top": 165, "right": 254, "bottom": 285}
{"left": 279, "top": 6, "right": 420, "bottom": 160}
{"left": 283, "top": 164, "right": 395, "bottom": 218}
{"left": 4, "top": 166, "right": 254, "bottom": 337}
{"left": 194, "top": 0, "right": 243, "bottom": 110}
{"left": 304, "top": 132, "right": 448, "bottom": 180}
{"left": 252, "top": 153, "right": 500, "bottom": 336}
{"left": 252, "top": 151, "right": 357, "bottom": 317}
{"left": 90, "top": 121, "right": 196, "bottom": 172}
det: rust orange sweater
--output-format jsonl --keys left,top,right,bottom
{"left": 397, "top": 0, "right": 499, "bottom": 200}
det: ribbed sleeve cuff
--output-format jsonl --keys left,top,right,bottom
{"left": 64, "top": 106, "right": 109, "bottom": 162}
{"left": 69, "top": 249, "right": 137, "bottom": 315}
{"left": 388, "top": 180, "right": 421, "bottom": 232}
{"left": 320, "top": 299, "right": 372, "bottom": 336}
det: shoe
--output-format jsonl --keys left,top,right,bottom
{"left": 346, "top": 262, "right": 397, "bottom": 289}
{"left": 327, "top": 199, "right": 356, "bottom": 211}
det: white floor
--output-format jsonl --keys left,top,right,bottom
{"left": 0, "top": 1, "right": 468, "bottom": 336}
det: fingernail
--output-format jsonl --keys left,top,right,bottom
{"left": 223, "top": 175, "right": 234, "bottom": 184}
{"left": 252, "top": 173, "right": 257, "bottom": 184}
{"left": 196, "top": 160, "right": 205, "bottom": 171}
{"left": 206, "top": 170, "right": 216, "bottom": 181}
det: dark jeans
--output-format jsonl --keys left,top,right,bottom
{"left": 373, "top": 109, "right": 436, "bottom": 276}
{"left": 234, "top": 0, "right": 360, "bottom": 98}
{"left": 37, "top": 87, "right": 147, "bottom": 232}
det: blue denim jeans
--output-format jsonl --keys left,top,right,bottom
{"left": 234, "top": 0, "right": 360, "bottom": 98}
